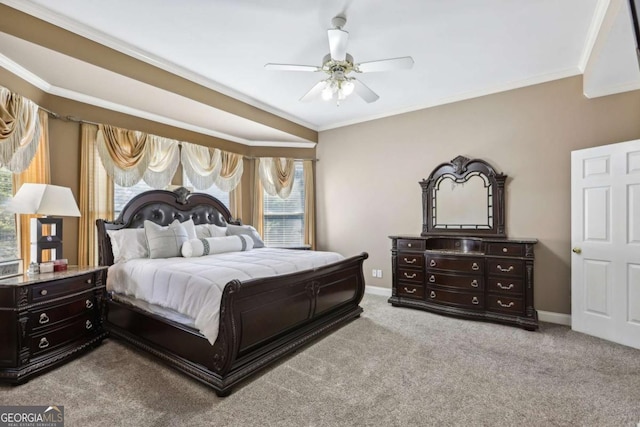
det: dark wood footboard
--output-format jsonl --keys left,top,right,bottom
{"left": 105, "top": 252, "right": 368, "bottom": 396}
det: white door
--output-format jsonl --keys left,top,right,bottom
{"left": 571, "top": 139, "right": 640, "bottom": 349}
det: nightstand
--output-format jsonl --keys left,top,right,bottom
{"left": 0, "top": 266, "right": 108, "bottom": 384}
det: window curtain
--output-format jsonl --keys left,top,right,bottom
{"left": 181, "top": 142, "right": 221, "bottom": 190}
{"left": 142, "top": 136, "right": 180, "bottom": 189}
{"left": 252, "top": 159, "right": 264, "bottom": 236}
{"left": 215, "top": 151, "right": 243, "bottom": 191}
{"left": 303, "top": 160, "right": 315, "bottom": 249}
{"left": 96, "top": 124, "right": 149, "bottom": 187}
{"left": 258, "top": 157, "right": 296, "bottom": 199}
{"left": 0, "top": 86, "right": 41, "bottom": 173}
{"left": 11, "top": 109, "right": 50, "bottom": 265}
{"left": 78, "top": 124, "right": 114, "bottom": 266}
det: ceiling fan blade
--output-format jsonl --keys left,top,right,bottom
{"left": 357, "top": 56, "right": 414, "bottom": 73}
{"left": 264, "top": 63, "right": 321, "bottom": 72}
{"left": 299, "top": 81, "right": 327, "bottom": 102}
{"left": 328, "top": 28, "right": 349, "bottom": 61}
{"left": 353, "top": 79, "right": 379, "bottom": 103}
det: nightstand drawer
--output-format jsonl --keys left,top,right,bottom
{"left": 32, "top": 274, "right": 95, "bottom": 302}
{"left": 398, "top": 253, "right": 424, "bottom": 268}
{"left": 30, "top": 292, "right": 97, "bottom": 332}
{"left": 31, "top": 313, "right": 97, "bottom": 356}
{"left": 397, "top": 239, "right": 425, "bottom": 251}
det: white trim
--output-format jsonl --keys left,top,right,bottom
{"left": 318, "top": 67, "right": 582, "bottom": 131}
{"left": 578, "top": 0, "right": 611, "bottom": 72}
{"left": 365, "top": 285, "right": 392, "bottom": 297}
{"left": 0, "top": 55, "right": 315, "bottom": 149}
{"left": 583, "top": 80, "right": 640, "bottom": 98}
{"left": 537, "top": 310, "right": 572, "bottom": 326}
{"left": 1, "top": 0, "right": 318, "bottom": 132}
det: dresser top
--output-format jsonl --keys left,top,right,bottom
{"left": 389, "top": 235, "right": 538, "bottom": 244}
{"left": 0, "top": 266, "right": 106, "bottom": 287}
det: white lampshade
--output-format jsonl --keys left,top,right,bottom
{"left": 9, "top": 184, "right": 81, "bottom": 217}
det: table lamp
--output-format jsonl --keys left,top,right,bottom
{"left": 8, "top": 184, "right": 81, "bottom": 264}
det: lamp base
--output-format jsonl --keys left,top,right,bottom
{"left": 30, "top": 217, "right": 63, "bottom": 264}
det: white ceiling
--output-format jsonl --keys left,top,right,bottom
{"left": 1, "top": 0, "right": 639, "bottom": 146}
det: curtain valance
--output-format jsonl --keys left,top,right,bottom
{"left": 0, "top": 86, "right": 41, "bottom": 173}
{"left": 215, "top": 151, "right": 243, "bottom": 192}
{"left": 258, "top": 157, "right": 296, "bottom": 199}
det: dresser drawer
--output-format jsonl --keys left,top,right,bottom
{"left": 426, "top": 288, "right": 484, "bottom": 309}
{"left": 31, "top": 274, "right": 95, "bottom": 302}
{"left": 426, "top": 255, "right": 484, "bottom": 274}
{"left": 30, "top": 313, "right": 97, "bottom": 356}
{"left": 486, "top": 243, "right": 525, "bottom": 257}
{"left": 397, "top": 283, "right": 424, "bottom": 299}
{"left": 487, "top": 295, "right": 524, "bottom": 314}
{"left": 398, "top": 253, "right": 424, "bottom": 268}
{"left": 30, "top": 292, "right": 97, "bottom": 332}
{"left": 426, "top": 272, "right": 483, "bottom": 291}
{"left": 397, "top": 239, "right": 426, "bottom": 251}
{"left": 486, "top": 259, "right": 524, "bottom": 277}
{"left": 398, "top": 268, "right": 424, "bottom": 283}
{"left": 487, "top": 277, "right": 524, "bottom": 295}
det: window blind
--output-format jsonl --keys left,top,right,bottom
{"left": 263, "top": 161, "right": 305, "bottom": 247}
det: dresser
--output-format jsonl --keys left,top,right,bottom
{"left": 0, "top": 266, "right": 108, "bottom": 383}
{"left": 390, "top": 236, "right": 538, "bottom": 330}
{"left": 389, "top": 155, "right": 538, "bottom": 330}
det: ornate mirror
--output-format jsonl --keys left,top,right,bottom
{"left": 420, "top": 155, "right": 506, "bottom": 237}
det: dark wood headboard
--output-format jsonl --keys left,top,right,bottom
{"left": 96, "top": 187, "right": 239, "bottom": 266}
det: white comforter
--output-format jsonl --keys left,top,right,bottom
{"left": 106, "top": 248, "right": 345, "bottom": 344}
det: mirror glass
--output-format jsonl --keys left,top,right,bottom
{"left": 432, "top": 172, "right": 492, "bottom": 230}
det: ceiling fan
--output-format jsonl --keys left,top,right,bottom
{"left": 265, "top": 14, "right": 414, "bottom": 105}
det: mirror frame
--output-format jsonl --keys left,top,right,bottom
{"left": 420, "top": 155, "right": 507, "bottom": 237}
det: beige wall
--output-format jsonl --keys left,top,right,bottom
{"left": 316, "top": 76, "right": 640, "bottom": 315}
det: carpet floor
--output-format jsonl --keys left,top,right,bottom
{"left": 1, "top": 293, "right": 639, "bottom": 426}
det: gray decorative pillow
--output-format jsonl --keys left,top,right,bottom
{"left": 144, "top": 219, "right": 189, "bottom": 259}
{"left": 226, "top": 224, "right": 265, "bottom": 248}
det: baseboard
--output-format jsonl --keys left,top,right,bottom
{"left": 365, "top": 286, "right": 392, "bottom": 297}
{"left": 366, "top": 286, "right": 572, "bottom": 326}
{"left": 537, "top": 310, "right": 571, "bottom": 326}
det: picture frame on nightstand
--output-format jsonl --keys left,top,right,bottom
{"left": 0, "top": 259, "right": 23, "bottom": 280}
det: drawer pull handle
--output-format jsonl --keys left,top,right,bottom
{"left": 429, "top": 275, "right": 436, "bottom": 283}
{"left": 430, "top": 260, "right": 436, "bottom": 267}
{"left": 85, "top": 299, "right": 94, "bottom": 309}
{"left": 38, "top": 337, "right": 49, "bottom": 349}
{"left": 497, "top": 265, "right": 514, "bottom": 272}
{"left": 497, "top": 282, "right": 514, "bottom": 290}
{"left": 403, "top": 257, "right": 416, "bottom": 264}
{"left": 403, "top": 287, "right": 417, "bottom": 294}
{"left": 39, "top": 313, "right": 50, "bottom": 324}
{"left": 502, "top": 247, "right": 508, "bottom": 253}
{"left": 471, "top": 263, "right": 479, "bottom": 271}
{"left": 471, "top": 279, "right": 479, "bottom": 288}
{"left": 430, "top": 291, "right": 437, "bottom": 299}
{"left": 85, "top": 320, "right": 93, "bottom": 330}
{"left": 472, "top": 296, "right": 479, "bottom": 305}
{"left": 497, "top": 300, "right": 515, "bottom": 308}
{"left": 86, "top": 279, "right": 92, "bottom": 284}
{"left": 404, "top": 273, "right": 417, "bottom": 279}
{"left": 40, "top": 289, "right": 48, "bottom": 296}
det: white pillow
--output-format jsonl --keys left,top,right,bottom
{"left": 181, "top": 235, "right": 254, "bottom": 257}
{"left": 195, "top": 224, "right": 210, "bottom": 239}
{"left": 144, "top": 220, "right": 189, "bottom": 259}
{"left": 181, "top": 219, "right": 197, "bottom": 240}
{"left": 107, "top": 228, "right": 149, "bottom": 263}
{"left": 226, "top": 224, "right": 265, "bottom": 248}
{"left": 207, "top": 224, "right": 228, "bottom": 238}
{"left": 194, "top": 223, "right": 227, "bottom": 239}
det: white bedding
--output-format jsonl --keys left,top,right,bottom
{"left": 106, "top": 248, "right": 345, "bottom": 344}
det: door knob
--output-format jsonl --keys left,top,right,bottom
{"left": 572, "top": 247, "right": 582, "bottom": 254}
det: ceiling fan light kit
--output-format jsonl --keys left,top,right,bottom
{"left": 265, "top": 14, "right": 414, "bottom": 106}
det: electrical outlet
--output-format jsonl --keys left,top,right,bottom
{"left": 377, "top": 269, "right": 383, "bottom": 278}
{"left": 371, "top": 269, "right": 377, "bottom": 278}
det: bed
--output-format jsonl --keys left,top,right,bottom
{"left": 96, "top": 187, "right": 368, "bottom": 396}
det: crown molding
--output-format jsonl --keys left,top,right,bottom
{"left": 1, "top": 0, "right": 318, "bottom": 132}
{"left": 583, "top": 80, "right": 640, "bottom": 98}
{"left": 318, "top": 67, "right": 582, "bottom": 131}
{"left": 578, "top": 0, "right": 612, "bottom": 73}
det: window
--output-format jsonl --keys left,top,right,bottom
{"left": 182, "top": 173, "right": 230, "bottom": 210}
{"left": 113, "top": 180, "right": 156, "bottom": 218}
{"left": 263, "top": 161, "right": 305, "bottom": 247}
{"left": 0, "top": 167, "right": 18, "bottom": 260}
